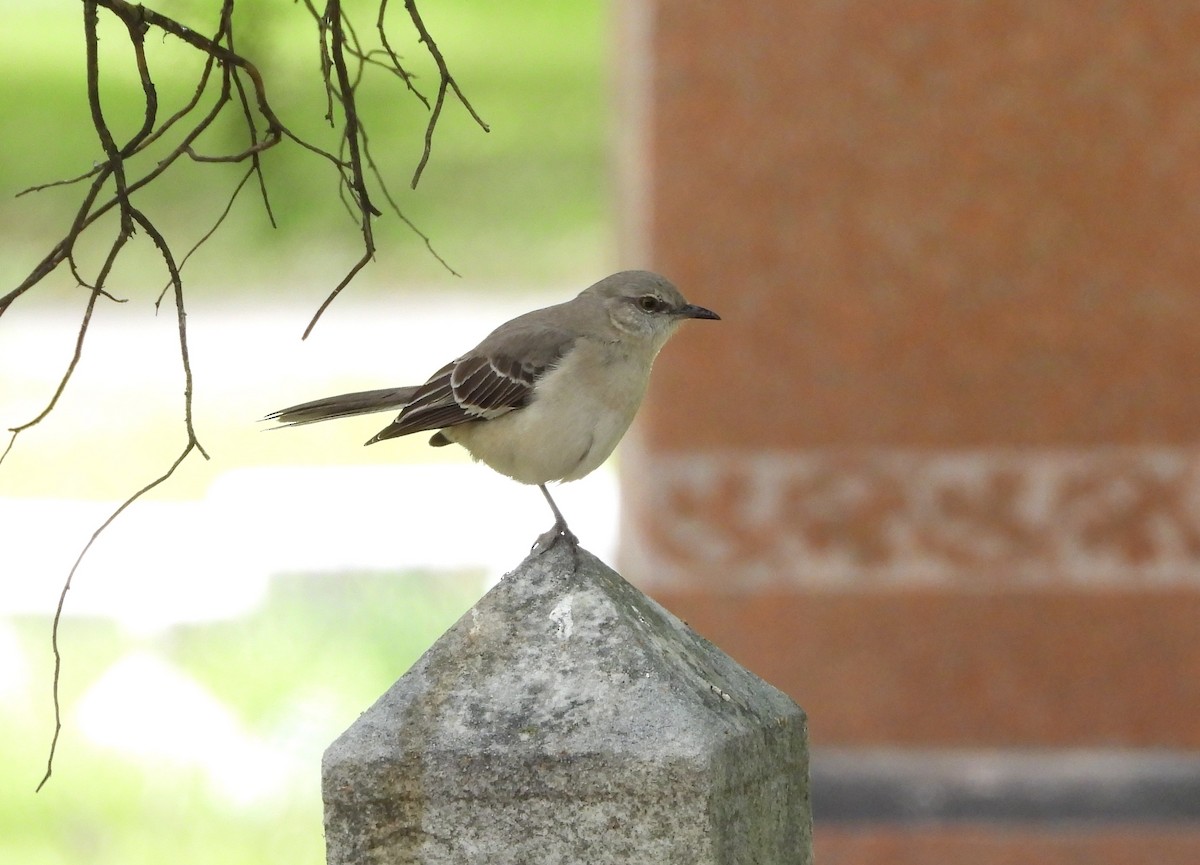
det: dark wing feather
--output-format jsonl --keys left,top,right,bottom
{"left": 452, "top": 356, "right": 531, "bottom": 414}
{"left": 395, "top": 361, "right": 457, "bottom": 416}
{"left": 366, "top": 324, "right": 577, "bottom": 445}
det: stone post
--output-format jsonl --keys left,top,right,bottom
{"left": 322, "top": 543, "right": 812, "bottom": 864}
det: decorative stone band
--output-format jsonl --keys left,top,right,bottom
{"left": 621, "top": 448, "right": 1200, "bottom": 590}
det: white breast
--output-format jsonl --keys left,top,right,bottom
{"left": 444, "top": 335, "right": 656, "bottom": 485}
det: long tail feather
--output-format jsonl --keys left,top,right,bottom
{"left": 263, "top": 386, "right": 419, "bottom": 427}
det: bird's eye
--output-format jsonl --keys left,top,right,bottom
{"left": 638, "top": 295, "right": 660, "bottom": 312}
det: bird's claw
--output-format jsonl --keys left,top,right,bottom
{"left": 532, "top": 523, "right": 579, "bottom": 555}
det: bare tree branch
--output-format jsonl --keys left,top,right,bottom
{"left": 402, "top": 0, "right": 490, "bottom": 188}
{"left": 35, "top": 438, "right": 203, "bottom": 792}
{"left": 302, "top": 0, "right": 380, "bottom": 339}
{"left": 6, "top": 0, "right": 489, "bottom": 789}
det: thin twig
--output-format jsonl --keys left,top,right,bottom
{"left": 302, "top": 250, "right": 375, "bottom": 339}
{"left": 38, "top": 193, "right": 210, "bottom": 788}
{"left": 35, "top": 438, "right": 202, "bottom": 792}
{"left": 131, "top": 209, "right": 209, "bottom": 457}
{"left": 376, "top": 0, "right": 428, "bottom": 106}
{"left": 4, "top": 243, "right": 119, "bottom": 440}
{"left": 360, "top": 124, "right": 458, "bottom": 276}
{"left": 155, "top": 165, "right": 259, "bottom": 308}
{"left": 403, "top": 0, "right": 488, "bottom": 188}
{"left": 300, "top": 0, "right": 381, "bottom": 338}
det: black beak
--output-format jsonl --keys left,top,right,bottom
{"left": 677, "top": 303, "right": 721, "bottom": 321}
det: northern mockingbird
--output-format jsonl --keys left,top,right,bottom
{"left": 265, "top": 270, "right": 719, "bottom": 550}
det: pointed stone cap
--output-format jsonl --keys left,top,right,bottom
{"left": 322, "top": 544, "right": 813, "bottom": 864}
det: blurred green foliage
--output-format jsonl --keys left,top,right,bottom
{"left": 0, "top": 0, "right": 611, "bottom": 297}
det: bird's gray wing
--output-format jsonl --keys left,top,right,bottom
{"left": 366, "top": 324, "right": 577, "bottom": 444}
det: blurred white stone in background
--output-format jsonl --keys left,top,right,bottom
{"left": 0, "top": 465, "right": 618, "bottom": 628}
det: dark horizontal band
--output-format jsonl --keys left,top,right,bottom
{"left": 811, "top": 749, "right": 1200, "bottom": 824}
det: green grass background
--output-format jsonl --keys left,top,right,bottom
{"left": 2, "top": 2, "right": 609, "bottom": 861}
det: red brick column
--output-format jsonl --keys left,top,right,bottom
{"left": 616, "top": 3, "right": 1200, "bottom": 860}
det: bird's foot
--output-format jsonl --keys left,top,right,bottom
{"left": 532, "top": 522, "right": 579, "bottom": 556}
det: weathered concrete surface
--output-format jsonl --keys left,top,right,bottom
{"left": 323, "top": 543, "right": 812, "bottom": 864}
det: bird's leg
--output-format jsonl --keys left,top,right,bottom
{"left": 533, "top": 483, "right": 578, "bottom": 553}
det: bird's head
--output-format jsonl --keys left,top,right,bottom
{"left": 587, "top": 271, "right": 720, "bottom": 347}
